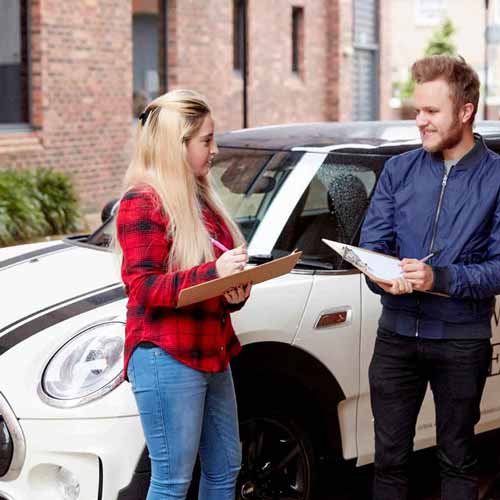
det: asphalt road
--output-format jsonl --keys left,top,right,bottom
{"left": 321, "top": 429, "right": 500, "bottom": 500}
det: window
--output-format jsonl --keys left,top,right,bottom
{"left": 292, "top": 7, "right": 304, "bottom": 75}
{"left": 0, "top": 0, "right": 29, "bottom": 125}
{"left": 210, "top": 148, "right": 288, "bottom": 242}
{"left": 233, "top": 0, "right": 246, "bottom": 71}
{"left": 353, "top": 0, "right": 379, "bottom": 120}
{"left": 494, "top": 0, "right": 500, "bottom": 26}
{"left": 274, "top": 154, "right": 380, "bottom": 269}
{"left": 132, "top": 0, "right": 169, "bottom": 118}
{"left": 415, "top": 0, "right": 445, "bottom": 26}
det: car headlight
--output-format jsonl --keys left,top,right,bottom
{"left": 40, "top": 321, "right": 125, "bottom": 408}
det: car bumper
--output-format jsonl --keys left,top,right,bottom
{"left": 0, "top": 412, "right": 144, "bottom": 500}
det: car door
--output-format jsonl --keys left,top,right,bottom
{"left": 478, "top": 302, "right": 500, "bottom": 430}
{"left": 269, "top": 151, "right": 381, "bottom": 461}
{"left": 211, "top": 149, "right": 324, "bottom": 346}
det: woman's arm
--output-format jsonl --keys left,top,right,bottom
{"left": 117, "top": 189, "right": 217, "bottom": 308}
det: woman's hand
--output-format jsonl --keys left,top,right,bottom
{"left": 224, "top": 283, "right": 252, "bottom": 304}
{"left": 216, "top": 245, "right": 248, "bottom": 277}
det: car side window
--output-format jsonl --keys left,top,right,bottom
{"left": 209, "top": 149, "right": 295, "bottom": 242}
{"left": 273, "top": 153, "right": 384, "bottom": 269}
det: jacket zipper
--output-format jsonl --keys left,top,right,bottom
{"left": 416, "top": 166, "right": 452, "bottom": 337}
{"left": 429, "top": 168, "right": 451, "bottom": 255}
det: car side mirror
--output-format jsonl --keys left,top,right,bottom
{"left": 253, "top": 175, "right": 276, "bottom": 193}
{"left": 220, "top": 171, "right": 276, "bottom": 194}
{"left": 101, "top": 198, "right": 120, "bottom": 223}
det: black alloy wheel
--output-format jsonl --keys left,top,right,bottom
{"left": 237, "top": 415, "right": 316, "bottom": 500}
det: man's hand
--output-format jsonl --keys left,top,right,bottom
{"left": 401, "top": 258, "right": 434, "bottom": 292}
{"left": 375, "top": 277, "right": 413, "bottom": 295}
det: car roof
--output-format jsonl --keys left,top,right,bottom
{"left": 217, "top": 120, "right": 500, "bottom": 155}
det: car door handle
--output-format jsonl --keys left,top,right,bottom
{"left": 314, "top": 306, "right": 352, "bottom": 329}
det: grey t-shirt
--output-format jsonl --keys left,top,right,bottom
{"left": 444, "top": 159, "right": 457, "bottom": 175}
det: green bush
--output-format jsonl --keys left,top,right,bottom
{"left": 0, "top": 168, "right": 80, "bottom": 246}
{"left": 395, "top": 18, "right": 457, "bottom": 100}
{"left": 34, "top": 168, "right": 80, "bottom": 235}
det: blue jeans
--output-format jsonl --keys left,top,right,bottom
{"left": 127, "top": 344, "right": 242, "bottom": 500}
{"left": 369, "top": 328, "right": 492, "bottom": 500}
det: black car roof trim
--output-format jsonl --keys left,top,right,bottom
{"left": 0, "top": 283, "right": 126, "bottom": 356}
{"left": 0, "top": 243, "right": 70, "bottom": 271}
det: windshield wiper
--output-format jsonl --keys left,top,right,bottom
{"left": 248, "top": 254, "right": 274, "bottom": 264}
{"left": 296, "top": 259, "right": 335, "bottom": 270}
{"left": 249, "top": 254, "right": 334, "bottom": 270}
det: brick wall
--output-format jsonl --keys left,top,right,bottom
{"left": 325, "top": 0, "right": 340, "bottom": 121}
{"left": 170, "top": 0, "right": 244, "bottom": 131}
{"left": 0, "top": 0, "right": 132, "bottom": 214}
{"left": 0, "top": 0, "right": 392, "bottom": 214}
{"left": 247, "top": 0, "right": 329, "bottom": 126}
{"left": 336, "top": 0, "right": 354, "bottom": 121}
{"left": 167, "top": 0, "right": 367, "bottom": 128}
{"left": 379, "top": 0, "right": 395, "bottom": 119}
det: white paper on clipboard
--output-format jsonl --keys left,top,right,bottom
{"left": 322, "top": 239, "right": 402, "bottom": 283}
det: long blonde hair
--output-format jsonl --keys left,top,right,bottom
{"left": 117, "top": 89, "right": 244, "bottom": 271}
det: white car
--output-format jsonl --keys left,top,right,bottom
{"left": 2, "top": 121, "right": 500, "bottom": 500}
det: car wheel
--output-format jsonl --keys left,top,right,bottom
{"left": 236, "top": 414, "right": 317, "bottom": 500}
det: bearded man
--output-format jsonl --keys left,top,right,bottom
{"left": 360, "top": 55, "right": 500, "bottom": 500}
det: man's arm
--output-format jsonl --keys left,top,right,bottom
{"left": 359, "top": 161, "right": 397, "bottom": 256}
{"left": 360, "top": 161, "right": 399, "bottom": 295}
{"left": 426, "top": 191, "right": 500, "bottom": 299}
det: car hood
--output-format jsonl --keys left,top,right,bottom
{"left": 0, "top": 240, "right": 122, "bottom": 334}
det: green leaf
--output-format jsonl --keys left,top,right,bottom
{"left": 0, "top": 167, "right": 81, "bottom": 246}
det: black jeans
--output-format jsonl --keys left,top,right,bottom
{"left": 369, "top": 328, "right": 492, "bottom": 500}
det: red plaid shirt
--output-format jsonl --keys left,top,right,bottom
{"left": 117, "top": 185, "right": 242, "bottom": 376}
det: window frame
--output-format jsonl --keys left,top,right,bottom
{"left": 271, "top": 152, "right": 387, "bottom": 271}
{"left": 233, "top": 0, "right": 246, "bottom": 72}
{"left": 291, "top": 6, "right": 304, "bottom": 76}
{"left": 414, "top": 0, "right": 446, "bottom": 27}
{"left": 494, "top": 0, "right": 500, "bottom": 26}
{"left": 0, "top": 0, "right": 31, "bottom": 130}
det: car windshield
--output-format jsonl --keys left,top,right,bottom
{"left": 85, "top": 147, "right": 304, "bottom": 248}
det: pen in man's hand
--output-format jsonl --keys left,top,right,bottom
{"left": 420, "top": 252, "right": 435, "bottom": 263}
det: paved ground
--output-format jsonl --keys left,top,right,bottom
{"left": 320, "top": 429, "right": 500, "bottom": 499}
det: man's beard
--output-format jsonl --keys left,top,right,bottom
{"left": 422, "top": 116, "right": 463, "bottom": 153}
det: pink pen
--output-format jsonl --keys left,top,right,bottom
{"left": 210, "top": 237, "right": 230, "bottom": 253}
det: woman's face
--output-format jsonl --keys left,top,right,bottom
{"left": 186, "top": 114, "right": 219, "bottom": 178}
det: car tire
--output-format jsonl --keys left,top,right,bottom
{"left": 236, "top": 411, "right": 319, "bottom": 500}
{"left": 186, "top": 413, "right": 319, "bottom": 500}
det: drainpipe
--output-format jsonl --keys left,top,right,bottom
{"left": 484, "top": 0, "right": 490, "bottom": 119}
{"left": 242, "top": 0, "right": 248, "bottom": 128}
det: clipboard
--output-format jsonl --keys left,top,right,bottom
{"left": 322, "top": 239, "right": 449, "bottom": 297}
{"left": 177, "top": 250, "right": 303, "bottom": 308}
{"left": 322, "top": 239, "right": 401, "bottom": 284}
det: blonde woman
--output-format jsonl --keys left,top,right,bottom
{"left": 116, "top": 89, "right": 251, "bottom": 500}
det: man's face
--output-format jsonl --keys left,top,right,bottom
{"left": 413, "top": 79, "right": 464, "bottom": 153}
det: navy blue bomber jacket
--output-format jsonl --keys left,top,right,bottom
{"left": 360, "top": 134, "right": 500, "bottom": 339}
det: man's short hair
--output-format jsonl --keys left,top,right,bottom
{"left": 411, "top": 55, "right": 480, "bottom": 122}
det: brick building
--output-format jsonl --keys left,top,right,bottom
{"left": 1, "top": 0, "right": 390, "bottom": 214}
{"left": 388, "top": 0, "right": 500, "bottom": 120}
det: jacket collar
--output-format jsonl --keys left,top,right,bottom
{"left": 431, "top": 133, "right": 488, "bottom": 170}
